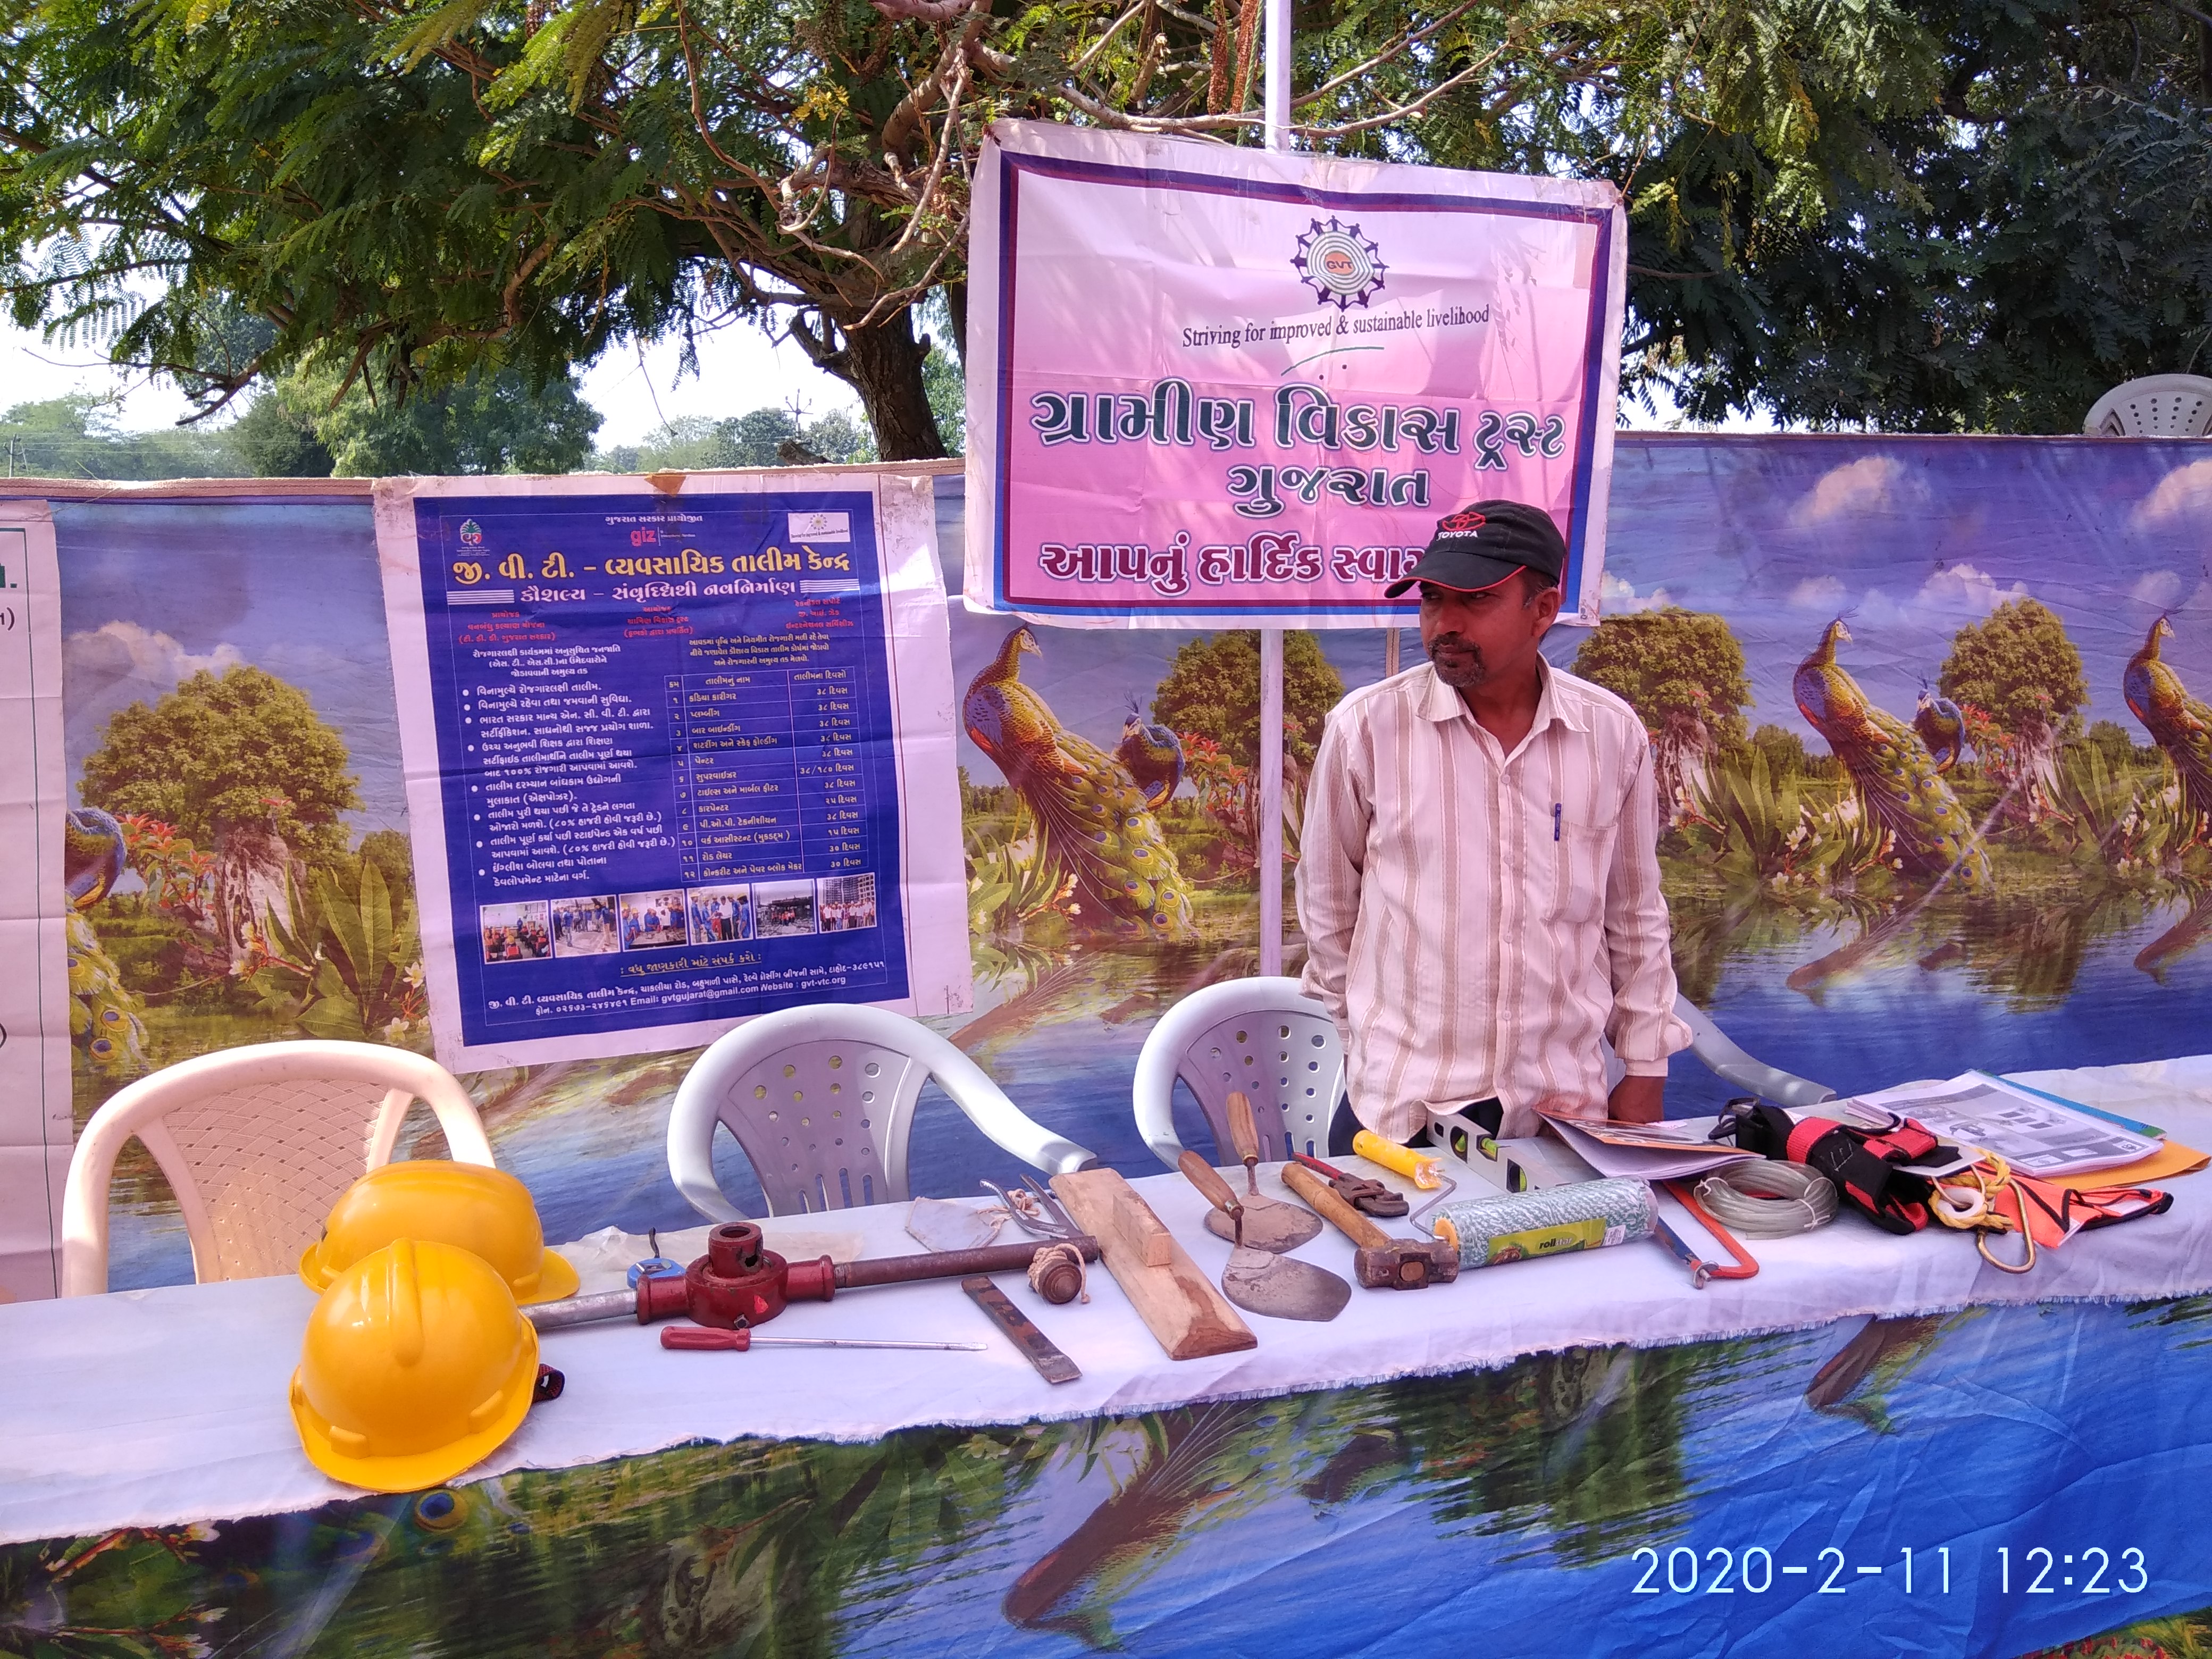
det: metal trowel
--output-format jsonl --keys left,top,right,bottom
{"left": 1179, "top": 1153, "right": 1351, "bottom": 1322}
{"left": 1200, "top": 1091, "right": 1323, "bottom": 1251}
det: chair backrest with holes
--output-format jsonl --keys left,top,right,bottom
{"left": 1132, "top": 977, "right": 1346, "bottom": 1168}
{"left": 2083, "top": 374, "right": 2212, "bottom": 437}
{"left": 61, "top": 1042, "right": 495, "bottom": 1296}
{"left": 697, "top": 1035, "right": 926, "bottom": 1214}
{"left": 669, "top": 1003, "right": 1099, "bottom": 1221}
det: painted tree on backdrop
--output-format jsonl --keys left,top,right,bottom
{"left": 79, "top": 666, "right": 360, "bottom": 962}
{"left": 1153, "top": 631, "right": 1344, "bottom": 771}
{"left": 10, "top": 0, "right": 2160, "bottom": 454}
{"left": 1151, "top": 631, "right": 1342, "bottom": 871}
{"left": 1570, "top": 609, "right": 1749, "bottom": 827}
{"left": 1938, "top": 598, "right": 2087, "bottom": 821}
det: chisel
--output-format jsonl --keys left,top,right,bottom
{"left": 963, "top": 1276, "right": 1082, "bottom": 1384}
{"left": 661, "top": 1328, "right": 986, "bottom": 1352}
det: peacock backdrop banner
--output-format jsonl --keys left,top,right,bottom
{"left": 23, "top": 434, "right": 2212, "bottom": 1295}
{"left": 16, "top": 435, "right": 2212, "bottom": 1655}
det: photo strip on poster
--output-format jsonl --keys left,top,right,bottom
{"left": 376, "top": 472, "right": 969, "bottom": 1070}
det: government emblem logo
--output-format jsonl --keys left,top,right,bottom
{"left": 458, "top": 519, "right": 484, "bottom": 547}
{"left": 1293, "top": 218, "right": 1387, "bottom": 310}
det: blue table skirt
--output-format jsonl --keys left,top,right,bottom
{"left": 9, "top": 1294, "right": 2207, "bottom": 1658}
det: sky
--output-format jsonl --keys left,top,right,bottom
{"left": 1, "top": 317, "right": 860, "bottom": 449}
{"left": 3, "top": 314, "right": 1766, "bottom": 453}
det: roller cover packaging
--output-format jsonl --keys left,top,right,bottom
{"left": 1430, "top": 1179, "right": 1657, "bottom": 1268}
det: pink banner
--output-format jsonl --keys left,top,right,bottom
{"left": 963, "top": 122, "right": 1626, "bottom": 629}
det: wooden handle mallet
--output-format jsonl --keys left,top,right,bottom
{"left": 1282, "top": 1162, "right": 1460, "bottom": 1290}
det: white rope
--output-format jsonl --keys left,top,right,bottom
{"left": 1694, "top": 1161, "right": 1839, "bottom": 1237}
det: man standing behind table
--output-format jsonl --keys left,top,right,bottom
{"left": 1296, "top": 500, "right": 1691, "bottom": 1157}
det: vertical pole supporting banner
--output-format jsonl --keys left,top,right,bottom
{"left": 1258, "top": 0, "right": 1292, "bottom": 976}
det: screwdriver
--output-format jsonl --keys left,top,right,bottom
{"left": 661, "top": 1327, "right": 987, "bottom": 1352}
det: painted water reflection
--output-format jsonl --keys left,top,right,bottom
{"left": 11, "top": 1298, "right": 2208, "bottom": 1657}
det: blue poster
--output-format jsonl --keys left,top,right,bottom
{"left": 376, "top": 474, "right": 968, "bottom": 1069}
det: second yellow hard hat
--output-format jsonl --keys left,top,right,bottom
{"left": 300, "top": 1161, "right": 580, "bottom": 1305}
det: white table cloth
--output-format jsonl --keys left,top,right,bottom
{"left": 7, "top": 1056, "right": 2212, "bottom": 1545}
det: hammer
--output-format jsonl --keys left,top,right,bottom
{"left": 1282, "top": 1163, "right": 1459, "bottom": 1289}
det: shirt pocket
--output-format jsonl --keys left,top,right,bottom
{"left": 1531, "top": 792, "right": 1620, "bottom": 927}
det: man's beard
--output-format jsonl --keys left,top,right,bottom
{"left": 1427, "top": 633, "right": 1487, "bottom": 689}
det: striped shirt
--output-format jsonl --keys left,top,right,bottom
{"left": 1296, "top": 658, "right": 1690, "bottom": 1142}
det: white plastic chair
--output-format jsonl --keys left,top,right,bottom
{"left": 1133, "top": 979, "right": 1834, "bottom": 1167}
{"left": 61, "top": 1041, "right": 495, "bottom": 1297}
{"left": 2083, "top": 374, "right": 2212, "bottom": 437}
{"left": 1132, "top": 976, "right": 1344, "bottom": 1167}
{"left": 666, "top": 1003, "right": 1098, "bottom": 1220}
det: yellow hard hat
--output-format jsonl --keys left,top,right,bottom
{"left": 290, "top": 1237, "right": 541, "bottom": 1493}
{"left": 300, "top": 1161, "right": 579, "bottom": 1305}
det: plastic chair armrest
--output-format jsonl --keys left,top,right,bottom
{"left": 1131, "top": 1031, "right": 1188, "bottom": 1169}
{"left": 919, "top": 1032, "right": 1099, "bottom": 1176}
{"left": 1675, "top": 996, "right": 1836, "bottom": 1109}
{"left": 665, "top": 1073, "right": 752, "bottom": 1224}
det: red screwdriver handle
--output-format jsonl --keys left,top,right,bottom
{"left": 1291, "top": 1150, "right": 1349, "bottom": 1182}
{"left": 661, "top": 1326, "right": 752, "bottom": 1351}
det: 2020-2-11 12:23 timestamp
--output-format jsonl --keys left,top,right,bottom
{"left": 1626, "top": 1544, "right": 2149, "bottom": 1597}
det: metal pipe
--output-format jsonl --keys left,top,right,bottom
{"left": 525, "top": 1288, "right": 636, "bottom": 1331}
{"left": 1257, "top": 0, "right": 1292, "bottom": 977}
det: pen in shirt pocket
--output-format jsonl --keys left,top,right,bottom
{"left": 1553, "top": 802, "right": 1562, "bottom": 842}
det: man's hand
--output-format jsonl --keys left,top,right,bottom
{"left": 1608, "top": 1074, "right": 1665, "bottom": 1124}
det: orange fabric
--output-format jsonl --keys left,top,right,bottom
{"left": 1987, "top": 1170, "right": 2171, "bottom": 1249}
{"left": 2046, "top": 1139, "right": 2208, "bottom": 1192}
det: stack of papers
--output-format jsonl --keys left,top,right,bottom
{"left": 1535, "top": 1113, "right": 1756, "bottom": 1182}
{"left": 1829, "top": 1074, "right": 2164, "bottom": 1179}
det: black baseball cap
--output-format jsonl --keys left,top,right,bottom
{"left": 1383, "top": 501, "right": 1567, "bottom": 597}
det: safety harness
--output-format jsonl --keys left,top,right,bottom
{"left": 1716, "top": 1100, "right": 1939, "bottom": 1235}
{"left": 1713, "top": 1099, "right": 2172, "bottom": 1269}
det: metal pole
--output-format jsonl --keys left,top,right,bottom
{"left": 1264, "top": 0, "right": 1291, "bottom": 145}
{"left": 1256, "top": 0, "right": 1292, "bottom": 977}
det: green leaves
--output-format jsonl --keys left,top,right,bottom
{"left": 253, "top": 858, "right": 425, "bottom": 1040}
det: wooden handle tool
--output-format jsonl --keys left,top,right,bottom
{"left": 1226, "top": 1091, "right": 1263, "bottom": 1195}
{"left": 1284, "top": 1162, "right": 1460, "bottom": 1291}
{"left": 1050, "top": 1169, "right": 1256, "bottom": 1359}
{"left": 1178, "top": 1150, "right": 1245, "bottom": 1247}
{"left": 1282, "top": 1162, "right": 1392, "bottom": 1248}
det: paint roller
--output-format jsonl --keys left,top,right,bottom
{"left": 1422, "top": 1178, "right": 1658, "bottom": 1269}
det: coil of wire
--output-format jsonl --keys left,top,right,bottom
{"left": 1692, "top": 1161, "right": 1839, "bottom": 1237}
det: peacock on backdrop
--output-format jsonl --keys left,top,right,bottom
{"left": 1912, "top": 681, "right": 1968, "bottom": 774}
{"left": 1795, "top": 621, "right": 1990, "bottom": 889}
{"left": 964, "top": 626, "right": 1196, "bottom": 937}
{"left": 1115, "top": 698, "right": 1185, "bottom": 810}
{"left": 2124, "top": 615, "right": 2212, "bottom": 836}
{"left": 64, "top": 806, "right": 148, "bottom": 1075}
